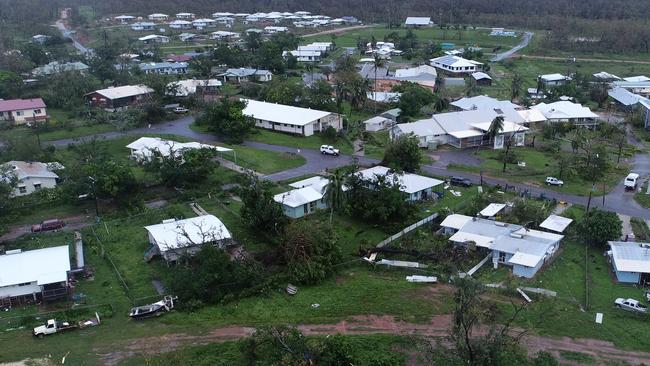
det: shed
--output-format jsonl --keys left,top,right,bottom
{"left": 274, "top": 187, "right": 326, "bottom": 218}
{"left": 539, "top": 215, "right": 573, "bottom": 233}
{"left": 479, "top": 203, "right": 508, "bottom": 219}
{"left": 471, "top": 72, "right": 492, "bottom": 86}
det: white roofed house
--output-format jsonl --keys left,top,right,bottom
{"left": 2, "top": 160, "right": 62, "bottom": 197}
{"left": 115, "top": 15, "right": 136, "bottom": 24}
{"left": 608, "top": 87, "right": 650, "bottom": 111}
{"left": 430, "top": 55, "right": 483, "bottom": 75}
{"left": 218, "top": 68, "right": 272, "bottom": 83}
{"left": 166, "top": 79, "right": 222, "bottom": 97}
{"left": 241, "top": 99, "right": 341, "bottom": 136}
{"left": 0, "top": 246, "right": 71, "bottom": 302}
{"left": 138, "top": 34, "right": 171, "bottom": 44}
{"left": 607, "top": 241, "right": 650, "bottom": 285}
{"left": 131, "top": 22, "right": 155, "bottom": 31}
{"left": 439, "top": 214, "right": 473, "bottom": 235}
{"left": 215, "top": 17, "right": 235, "bottom": 26}
{"left": 532, "top": 101, "right": 599, "bottom": 127}
{"left": 538, "top": 73, "right": 571, "bottom": 87}
{"left": 448, "top": 217, "right": 564, "bottom": 278}
{"left": 144, "top": 215, "right": 233, "bottom": 263}
{"left": 354, "top": 166, "right": 444, "bottom": 202}
{"left": 264, "top": 26, "right": 289, "bottom": 34}
{"left": 210, "top": 31, "right": 240, "bottom": 40}
{"left": 193, "top": 18, "right": 217, "bottom": 28}
{"left": 148, "top": 13, "right": 169, "bottom": 21}
{"left": 404, "top": 17, "right": 433, "bottom": 28}
{"left": 139, "top": 62, "right": 188, "bottom": 75}
{"left": 612, "top": 80, "right": 650, "bottom": 98}
{"left": 471, "top": 72, "right": 492, "bottom": 86}
{"left": 176, "top": 12, "right": 195, "bottom": 19}
{"left": 126, "top": 137, "right": 232, "bottom": 163}
{"left": 274, "top": 186, "right": 327, "bottom": 218}
{"left": 169, "top": 20, "right": 193, "bottom": 29}
{"left": 283, "top": 50, "right": 322, "bottom": 62}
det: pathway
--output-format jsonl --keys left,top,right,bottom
{"left": 97, "top": 314, "right": 650, "bottom": 366}
{"left": 491, "top": 31, "right": 534, "bottom": 62}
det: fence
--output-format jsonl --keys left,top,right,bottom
{"left": 375, "top": 213, "right": 439, "bottom": 248}
{"left": 90, "top": 226, "right": 134, "bottom": 304}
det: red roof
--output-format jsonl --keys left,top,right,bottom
{"left": 166, "top": 54, "right": 192, "bottom": 62}
{"left": 0, "top": 98, "right": 46, "bottom": 112}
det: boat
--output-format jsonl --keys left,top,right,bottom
{"left": 129, "top": 295, "right": 177, "bottom": 320}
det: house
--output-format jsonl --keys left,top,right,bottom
{"left": 439, "top": 214, "right": 473, "bottom": 235}
{"left": 607, "top": 241, "right": 650, "bottom": 285}
{"left": 623, "top": 76, "right": 650, "bottom": 83}
{"left": 353, "top": 166, "right": 444, "bottom": 201}
{"left": 430, "top": 55, "right": 483, "bottom": 74}
{"left": 0, "top": 246, "right": 70, "bottom": 302}
{"left": 450, "top": 95, "right": 521, "bottom": 112}
{"left": 32, "top": 35, "right": 50, "bottom": 44}
{"left": 390, "top": 109, "right": 528, "bottom": 149}
{"left": 393, "top": 65, "right": 438, "bottom": 89}
{"left": 0, "top": 98, "right": 48, "bottom": 124}
{"left": 612, "top": 80, "right": 650, "bottom": 98}
{"left": 608, "top": 87, "right": 649, "bottom": 110}
{"left": 447, "top": 217, "right": 563, "bottom": 278}
{"left": 144, "top": 215, "right": 233, "bottom": 262}
{"left": 165, "top": 54, "right": 192, "bottom": 63}
{"left": 471, "top": 72, "right": 492, "bottom": 86}
{"left": 218, "top": 68, "right": 272, "bottom": 83}
{"left": 289, "top": 176, "right": 330, "bottom": 193}
{"left": 264, "top": 26, "right": 289, "bottom": 34}
{"left": 593, "top": 71, "right": 620, "bottom": 81}
{"left": 126, "top": 137, "right": 231, "bottom": 162}
{"left": 2, "top": 160, "right": 61, "bottom": 196}
{"left": 381, "top": 108, "right": 401, "bottom": 121}
{"left": 363, "top": 116, "right": 394, "bottom": 132}
{"left": 490, "top": 28, "right": 516, "bottom": 37}
{"left": 176, "top": 12, "right": 195, "bottom": 19}
{"left": 215, "top": 17, "right": 235, "bottom": 26}
{"left": 367, "top": 92, "right": 401, "bottom": 103}
{"left": 210, "top": 31, "right": 240, "bottom": 40}
{"left": 532, "top": 101, "right": 599, "bottom": 127}
{"left": 642, "top": 100, "right": 650, "bottom": 129}
{"left": 527, "top": 87, "right": 546, "bottom": 100}
{"left": 404, "top": 17, "right": 433, "bottom": 28}
{"left": 84, "top": 85, "right": 154, "bottom": 110}
{"left": 167, "top": 79, "right": 222, "bottom": 97}
{"left": 32, "top": 61, "right": 89, "bottom": 76}
{"left": 274, "top": 187, "right": 327, "bottom": 218}
{"left": 178, "top": 33, "right": 197, "bottom": 42}
{"left": 138, "top": 62, "right": 188, "bottom": 75}
{"left": 242, "top": 99, "right": 341, "bottom": 137}
{"left": 538, "top": 73, "right": 571, "bottom": 87}
{"left": 213, "top": 12, "right": 236, "bottom": 17}
{"left": 138, "top": 35, "right": 170, "bottom": 44}
{"left": 115, "top": 15, "right": 136, "bottom": 23}
{"left": 283, "top": 50, "right": 322, "bottom": 62}
{"left": 169, "top": 20, "right": 193, "bottom": 29}
{"left": 193, "top": 18, "right": 217, "bottom": 28}
{"left": 131, "top": 22, "right": 155, "bottom": 31}
{"left": 148, "top": 13, "right": 169, "bottom": 21}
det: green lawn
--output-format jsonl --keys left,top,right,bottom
{"left": 449, "top": 146, "right": 628, "bottom": 196}
{"left": 243, "top": 128, "right": 354, "bottom": 155}
{"left": 0, "top": 123, "right": 117, "bottom": 144}
{"left": 220, "top": 143, "right": 306, "bottom": 174}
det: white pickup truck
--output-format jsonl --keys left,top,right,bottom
{"left": 624, "top": 173, "right": 640, "bottom": 190}
{"left": 33, "top": 312, "right": 101, "bottom": 338}
{"left": 320, "top": 145, "right": 340, "bottom": 156}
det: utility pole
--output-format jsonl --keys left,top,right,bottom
{"left": 89, "top": 176, "right": 99, "bottom": 219}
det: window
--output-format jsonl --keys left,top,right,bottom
{"left": 17, "top": 282, "right": 31, "bottom": 287}
{"left": 34, "top": 109, "right": 42, "bottom": 114}
{"left": 16, "top": 111, "right": 23, "bottom": 116}
{"left": 498, "top": 251, "right": 506, "bottom": 263}
{"left": 18, "top": 185, "right": 26, "bottom": 194}
{"left": 33, "top": 183, "right": 41, "bottom": 190}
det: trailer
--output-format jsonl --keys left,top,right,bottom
{"left": 32, "top": 312, "right": 101, "bottom": 338}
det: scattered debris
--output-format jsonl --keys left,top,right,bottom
{"left": 516, "top": 288, "right": 532, "bottom": 303}
{"left": 406, "top": 275, "right": 437, "bottom": 283}
{"left": 311, "top": 303, "right": 320, "bottom": 308}
{"left": 376, "top": 259, "right": 428, "bottom": 268}
{"left": 465, "top": 253, "right": 492, "bottom": 277}
{"left": 595, "top": 312, "right": 603, "bottom": 324}
{"left": 286, "top": 284, "right": 298, "bottom": 295}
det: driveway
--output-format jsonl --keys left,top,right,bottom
{"left": 491, "top": 32, "right": 534, "bottom": 62}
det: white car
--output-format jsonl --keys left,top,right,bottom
{"left": 320, "top": 145, "right": 340, "bottom": 156}
{"left": 173, "top": 106, "right": 189, "bottom": 114}
{"left": 545, "top": 177, "right": 564, "bottom": 186}
{"left": 614, "top": 298, "right": 647, "bottom": 313}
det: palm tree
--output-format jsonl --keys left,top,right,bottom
{"left": 487, "top": 115, "right": 505, "bottom": 143}
{"left": 510, "top": 73, "right": 523, "bottom": 102}
{"left": 324, "top": 169, "right": 346, "bottom": 226}
{"left": 372, "top": 54, "right": 386, "bottom": 109}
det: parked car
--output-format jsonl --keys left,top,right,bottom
{"left": 173, "top": 106, "right": 189, "bottom": 114}
{"left": 31, "top": 219, "right": 65, "bottom": 233}
{"left": 614, "top": 298, "right": 648, "bottom": 313}
{"left": 624, "top": 172, "right": 640, "bottom": 190}
{"left": 320, "top": 145, "right": 340, "bottom": 156}
{"left": 545, "top": 177, "right": 564, "bottom": 186}
{"left": 450, "top": 176, "right": 472, "bottom": 187}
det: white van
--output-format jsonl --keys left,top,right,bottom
{"left": 624, "top": 173, "right": 640, "bottom": 190}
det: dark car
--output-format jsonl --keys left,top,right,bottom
{"left": 450, "top": 176, "right": 472, "bottom": 187}
{"left": 31, "top": 219, "right": 65, "bottom": 233}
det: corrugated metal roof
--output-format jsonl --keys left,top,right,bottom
{"left": 274, "top": 186, "right": 323, "bottom": 207}
{"left": 440, "top": 214, "right": 473, "bottom": 230}
{"left": 540, "top": 215, "right": 573, "bottom": 233}
{"left": 0, "top": 98, "right": 46, "bottom": 112}
{"left": 145, "top": 215, "right": 231, "bottom": 252}
{"left": 0, "top": 246, "right": 70, "bottom": 288}
{"left": 242, "top": 99, "right": 333, "bottom": 127}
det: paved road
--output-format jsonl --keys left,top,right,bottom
{"left": 47, "top": 116, "right": 650, "bottom": 218}
{"left": 491, "top": 31, "right": 533, "bottom": 62}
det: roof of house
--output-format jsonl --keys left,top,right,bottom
{"left": 126, "top": 137, "right": 231, "bottom": 158}
{"left": 393, "top": 119, "right": 447, "bottom": 137}
{"left": 220, "top": 68, "right": 271, "bottom": 77}
{"left": 241, "top": 99, "right": 333, "bottom": 126}
{"left": 404, "top": 17, "right": 432, "bottom": 25}
{"left": 87, "top": 85, "right": 154, "bottom": 100}
{"left": 394, "top": 65, "right": 438, "bottom": 79}
{"left": 516, "top": 109, "right": 547, "bottom": 123}
{"left": 623, "top": 76, "right": 650, "bottom": 82}
{"left": 608, "top": 87, "right": 649, "bottom": 106}
{"left": 0, "top": 98, "right": 46, "bottom": 112}
{"left": 440, "top": 214, "right": 473, "bottom": 230}
{"left": 608, "top": 241, "right": 650, "bottom": 273}
{"left": 431, "top": 55, "right": 483, "bottom": 68}
{"left": 169, "top": 20, "right": 192, "bottom": 25}
{"left": 139, "top": 62, "right": 188, "bottom": 71}
{"left": 471, "top": 72, "right": 492, "bottom": 80}
{"left": 593, "top": 71, "right": 620, "bottom": 80}
{"left": 33, "top": 61, "right": 89, "bottom": 76}
{"left": 532, "top": 101, "right": 599, "bottom": 120}
{"left": 166, "top": 54, "right": 193, "bottom": 62}
{"left": 355, "top": 166, "right": 444, "bottom": 194}
{"left": 0, "top": 246, "right": 70, "bottom": 288}
{"left": 288, "top": 176, "right": 330, "bottom": 194}
{"left": 3, "top": 161, "right": 60, "bottom": 180}
{"left": 479, "top": 203, "right": 507, "bottom": 217}
{"left": 367, "top": 92, "right": 401, "bottom": 103}
{"left": 613, "top": 81, "right": 650, "bottom": 89}
{"left": 539, "top": 73, "right": 570, "bottom": 82}
{"left": 138, "top": 34, "right": 170, "bottom": 41}
{"left": 451, "top": 95, "right": 521, "bottom": 112}
{"left": 145, "top": 215, "right": 232, "bottom": 252}
{"left": 274, "top": 186, "right": 323, "bottom": 208}
{"left": 364, "top": 116, "right": 390, "bottom": 126}
{"left": 167, "top": 79, "right": 222, "bottom": 96}
{"left": 539, "top": 214, "right": 573, "bottom": 233}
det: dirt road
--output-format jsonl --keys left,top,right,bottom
{"left": 97, "top": 315, "right": 650, "bottom": 365}
{"left": 0, "top": 215, "right": 92, "bottom": 243}
{"left": 517, "top": 54, "right": 650, "bottom": 65}
{"left": 302, "top": 24, "right": 374, "bottom": 38}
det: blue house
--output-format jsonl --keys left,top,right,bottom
{"left": 274, "top": 186, "right": 327, "bottom": 219}
{"left": 446, "top": 217, "right": 564, "bottom": 278}
{"left": 608, "top": 241, "right": 650, "bottom": 285}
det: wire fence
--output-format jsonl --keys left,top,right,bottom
{"left": 375, "top": 213, "right": 439, "bottom": 248}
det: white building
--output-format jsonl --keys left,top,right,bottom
{"left": 126, "top": 137, "right": 231, "bottom": 162}
{"left": 115, "top": 15, "right": 136, "bottom": 23}
{"left": 283, "top": 50, "right": 322, "bottom": 62}
{"left": 145, "top": 215, "right": 232, "bottom": 262}
{"left": 166, "top": 79, "right": 222, "bottom": 97}
{"left": 353, "top": 166, "right": 444, "bottom": 201}
{"left": 274, "top": 186, "right": 326, "bottom": 219}
{"left": 131, "top": 22, "right": 155, "bottom": 31}
{"left": 2, "top": 161, "right": 61, "bottom": 197}
{"left": 439, "top": 214, "right": 473, "bottom": 235}
{"left": 264, "top": 26, "right": 289, "bottom": 34}
{"left": 193, "top": 18, "right": 217, "bottom": 28}
{"left": 532, "top": 101, "right": 599, "bottom": 126}
{"left": 430, "top": 55, "right": 483, "bottom": 74}
{"left": 218, "top": 68, "right": 272, "bottom": 83}
{"left": 538, "top": 73, "right": 571, "bottom": 87}
{"left": 241, "top": 99, "right": 341, "bottom": 136}
{"left": 0, "top": 246, "right": 70, "bottom": 301}
{"left": 607, "top": 241, "right": 650, "bottom": 285}
{"left": 138, "top": 34, "right": 171, "bottom": 44}
{"left": 0, "top": 98, "right": 47, "bottom": 124}
{"left": 148, "top": 13, "right": 169, "bottom": 21}
{"left": 169, "top": 20, "right": 193, "bottom": 29}
{"left": 210, "top": 31, "right": 239, "bottom": 40}
{"left": 176, "top": 12, "right": 195, "bottom": 19}
{"left": 404, "top": 17, "right": 433, "bottom": 27}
